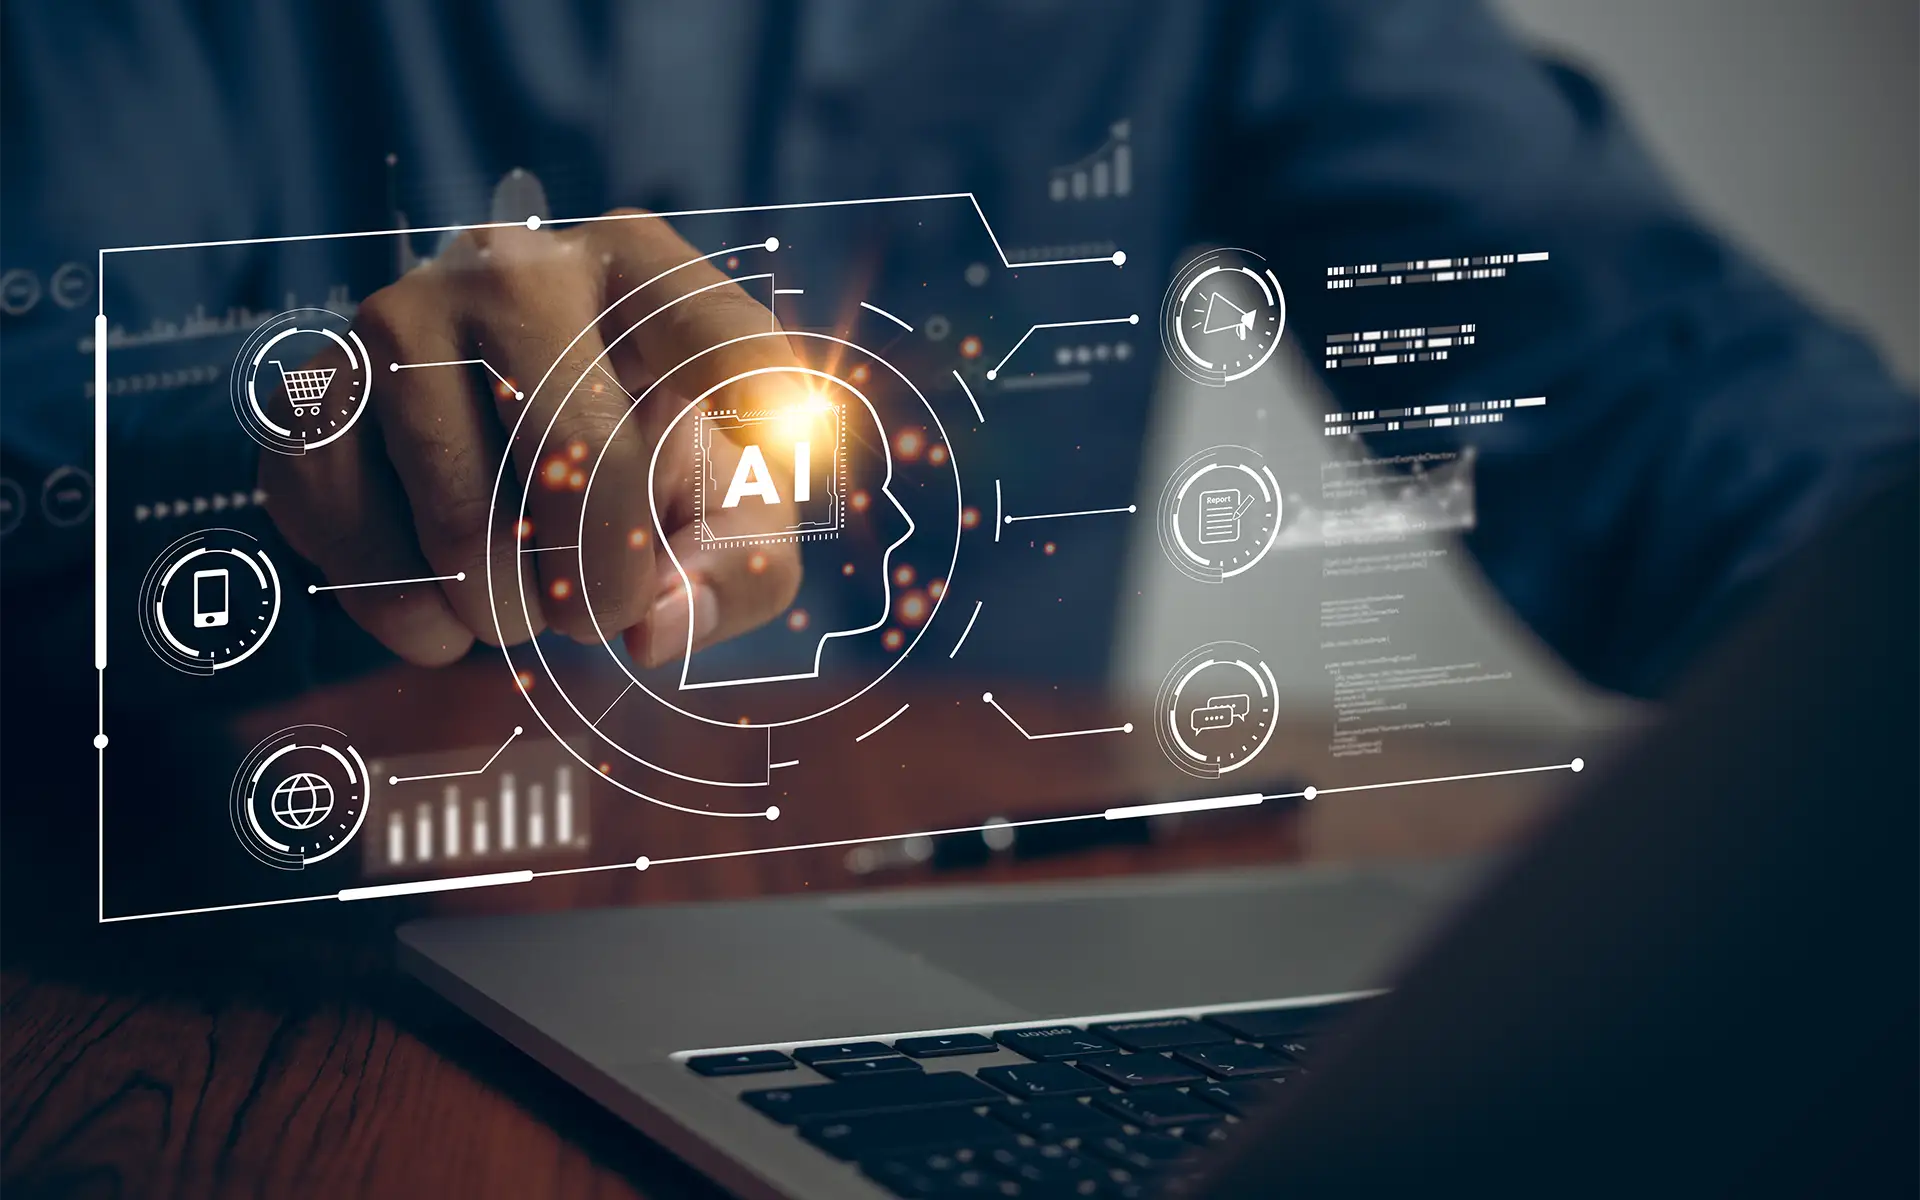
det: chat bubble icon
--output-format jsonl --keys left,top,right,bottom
{"left": 1189, "top": 694, "right": 1250, "bottom": 733}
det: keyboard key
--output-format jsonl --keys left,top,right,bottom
{"left": 1090, "top": 1017, "right": 1231, "bottom": 1052}
{"left": 1203, "top": 1002, "right": 1361, "bottom": 1042}
{"left": 814, "top": 1055, "right": 923, "bottom": 1080}
{"left": 1173, "top": 1043, "right": 1299, "bottom": 1080}
{"left": 1266, "top": 1035, "right": 1318, "bottom": 1062}
{"left": 1086, "top": 1131, "right": 1194, "bottom": 1171}
{"left": 1192, "top": 1079, "right": 1286, "bottom": 1117}
{"left": 978, "top": 1062, "right": 1106, "bottom": 1099}
{"left": 1093, "top": 1087, "right": 1224, "bottom": 1129}
{"left": 685, "top": 1050, "right": 795, "bottom": 1077}
{"left": 993, "top": 1026, "right": 1117, "bottom": 1061}
{"left": 742, "top": 1072, "right": 1005, "bottom": 1124}
{"left": 794, "top": 1041, "right": 898, "bottom": 1066}
{"left": 895, "top": 1033, "right": 999, "bottom": 1059}
{"left": 989, "top": 1096, "right": 1127, "bottom": 1141}
{"left": 804, "top": 1108, "right": 1016, "bottom": 1160}
{"left": 1180, "top": 1123, "right": 1235, "bottom": 1151}
{"left": 1075, "top": 1052, "right": 1208, "bottom": 1090}
{"left": 985, "top": 1144, "right": 1141, "bottom": 1191}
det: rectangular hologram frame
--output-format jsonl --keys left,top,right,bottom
{"left": 694, "top": 405, "right": 846, "bottom": 546}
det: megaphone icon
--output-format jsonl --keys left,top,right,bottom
{"left": 1201, "top": 290, "right": 1257, "bottom": 340}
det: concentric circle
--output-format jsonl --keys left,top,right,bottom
{"left": 1154, "top": 641, "right": 1280, "bottom": 779}
{"left": 1156, "top": 445, "right": 1282, "bottom": 583}
{"left": 137, "top": 528, "right": 282, "bottom": 674}
{"left": 229, "top": 724, "right": 370, "bottom": 870}
{"left": 1160, "top": 249, "right": 1286, "bottom": 387}
{"left": 230, "top": 308, "right": 373, "bottom": 453}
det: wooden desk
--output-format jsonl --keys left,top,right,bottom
{"left": 3, "top": 661, "right": 1578, "bottom": 1198}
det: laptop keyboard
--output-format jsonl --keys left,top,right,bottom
{"left": 680, "top": 998, "right": 1371, "bottom": 1198}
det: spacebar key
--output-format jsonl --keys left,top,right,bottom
{"left": 742, "top": 1072, "right": 1006, "bottom": 1124}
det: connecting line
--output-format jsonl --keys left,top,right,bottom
{"left": 983, "top": 691, "right": 1133, "bottom": 740}
{"left": 1004, "top": 504, "right": 1137, "bottom": 525}
{"left": 855, "top": 703, "right": 911, "bottom": 743}
{"left": 986, "top": 315, "right": 1138, "bottom": 380}
{"left": 93, "top": 757, "right": 1583, "bottom": 919}
{"left": 387, "top": 726, "right": 524, "bottom": 785}
{"left": 391, "top": 358, "right": 524, "bottom": 401}
{"left": 859, "top": 301, "right": 914, "bottom": 333}
{"left": 948, "top": 600, "right": 984, "bottom": 660}
{"left": 953, "top": 370, "right": 985, "bottom": 423}
{"left": 593, "top": 682, "right": 635, "bottom": 729}
{"left": 309, "top": 571, "right": 463, "bottom": 594}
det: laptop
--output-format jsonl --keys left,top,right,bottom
{"left": 397, "top": 859, "right": 1483, "bottom": 1199}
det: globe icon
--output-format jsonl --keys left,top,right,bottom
{"left": 270, "top": 772, "right": 335, "bottom": 830}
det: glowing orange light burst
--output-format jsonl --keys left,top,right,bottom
{"left": 842, "top": 562, "right": 856, "bottom": 576}
{"left": 549, "top": 578, "right": 573, "bottom": 601}
{"left": 516, "top": 517, "right": 535, "bottom": 541}
{"left": 568, "top": 470, "right": 586, "bottom": 490}
{"left": 748, "top": 552, "right": 768, "bottom": 575}
{"left": 597, "top": 762, "right": 611, "bottom": 774}
{"left": 898, "top": 590, "right": 929, "bottom": 626}
{"left": 491, "top": 377, "right": 520, "bottom": 403}
{"left": 894, "top": 429, "right": 923, "bottom": 460}
{"left": 628, "top": 528, "right": 649, "bottom": 549}
{"left": 787, "top": 609, "right": 810, "bottom": 631}
{"left": 893, "top": 564, "right": 916, "bottom": 587}
{"left": 515, "top": 670, "right": 535, "bottom": 692}
{"left": 959, "top": 335, "right": 982, "bottom": 359}
{"left": 543, "top": 459, "right": 568, "bottom": 486}
{"left": 928, "top": 579, "right": 946, "bottom": 599}
{"left": 849, "top": 363, "right": 872, "bottom": 386}
{"left": 882, "top": 628, "right": 904, "bottom": 651}
{"left": 725, "top": 255, "right": 740, "bottom": 270}
{"left": 927, "top": 444, "right": 948, "bottom": 466}
{"left": 850, "top": 490, "right": 871, "bottom": 512}
{"left": 1043, "top": 542, "right": 1057, "bottom": 556}
{"left": 567, "top": 440, "right": 589, "bottom": 461}
{"left": 961, "top": 507, "right": 980, "bottom": 529}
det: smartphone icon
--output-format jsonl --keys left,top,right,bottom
{"left": 193, "top": 567, "right": 230, "bottom": 628}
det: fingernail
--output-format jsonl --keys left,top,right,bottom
{"left": 645, "top": 581, "right": 719, "bottom": 667}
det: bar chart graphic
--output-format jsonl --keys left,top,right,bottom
{"left": 364, "top": 740, "right": 591, "bottom": 875}
{"left": 1049, "top": 121, "right": 1132, "bottom": 202}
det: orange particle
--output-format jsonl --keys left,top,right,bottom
{"left": 927, "top": 444, "right": 948, "bottom": 466}
{"left": 628, "top": 528, "right": 649, "bottom": 549}
{"left": 959, "top": 335, "right": 982, "bottom": 359}
{"left": 567, "top": 439, "right": 589, "bottom": 461}
{"left": 841, "top": 562, "right": 856, "bottom": 576}
{"left": 1043, "top": 542, "right": 1057, "bottom": 556}
{"left": 893, "top": 564, "right": 915, "bottom": 587}
{"left": 543, "top": 459, "right": 569, "bottom": 486}
{"left": 748, "top": 552, "right": 767, "bottom": 574}
{"left": 850, "top": 490, "right": 871, "bottom": 512}
{"left": 928, "top": 579, "right": 945, "bottom": 599}
{"left": 568, "top": 470, "right": 586, "bottom": 490}
{"left": 961, "top": 507, "right": 980, "bottom": 529}
{"left": 515, "top": 670, "right": 535, "bottom": 692}
{"left": 849, "top": 364, "right": 871, "bottom": 385}
{"left": 597, "top": 762, "right": 611, "bottom": 774}
{"left": 787, "top": 609, "right": 810, "bottom": 631}
{"left": 549, "top": 578, "right": 573, "bottom": 600}
{"left": 516, "top": 518, "right": 536, "bottom": 540}
{"left": 898, "top": 590, "right": 928, "bottom": 625}
{"left": 882, "top": 628, "right": 904, "bottom": 651}
{"left": 894, "top": 429, "right": 923, "bottom": 460}
{"left": 725, "top": 255, "right": 740, "bottom": 270}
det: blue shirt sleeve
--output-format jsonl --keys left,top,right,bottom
{"left": 1208, "top": 0, "right": 1918, "bottom": 695}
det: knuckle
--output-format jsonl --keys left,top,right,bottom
{"left": 413, "top": 486, "right": 494, "bottom": 563}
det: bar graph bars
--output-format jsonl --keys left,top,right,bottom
{"left": 1049, "top": 121, "right": 1132, "bottom": 202}
{"left": 369, "top": 762, "right": 587, "bottom": 874}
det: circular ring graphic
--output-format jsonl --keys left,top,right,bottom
{"left": 1160, "top": 248, "right": 1286, "bottom": 387}
{"left": 485, "top": 250, "right": 963, "bottom": 818}
{"left": 40, "top": 465, "right": 93, "bottom": 527}
{"left": 1154, "top": 641, "right": 1280, "bottom": 779}
{"left": 137, "top": 528, "right": 282, "bottom": 674}
{"left": 1156, "top": 446, "right": 1282, "bottom": 584}
{"left": 229, "top": 724, "right": 371, "bottom": 870}
{"left": 230, "top": 308, "right": 372, "bottom": 453}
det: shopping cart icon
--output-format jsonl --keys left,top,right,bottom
{"left": 270, "top": 359, "right": 338, "bottom": 417}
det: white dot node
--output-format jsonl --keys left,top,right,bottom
{"left": 514, "top": 725, "right": 524, "bottom": 735}
{"left": 986, "top": 370, "right": 998, "bottom": 380}
{"left": 764, "top": 237, "right": 780, "bottom": 251}
{"left": 1571, "top": 757, "right": 1585, "bottom": 773}
{"left": 634, "top": 855, "right": 651, "bottom": 871}
{"left": 1303, "top": 786, "right": 1318, "bottom": 800}
{"left": 526, "top": 215, "right": 541, "bottom": 230}
{"left": 981, "top": 691, "right": 994, "bottom": 703}
{"left": 513, "top": 390, "right": 524, "bottom": 401}
{"left": 93, "top": 734, "right": 109, "bottom": 750}
{"left": 388, "top": 362, "right": 399, "bottom": 372}
{"left": 1127, "top": 505, "right": 1138, "bottom": 513}
{"left": 765, "top": 806, "right": 781, "bottom": 821}
{"left": 1122, "top": 723, "right": 1134, "bottom": 734}
{"left": 1127, "top": 314, "right": 1140, "bottom": 325}
{"left": 389, "top": 775, "right": 400, "bottom": 785}
{"left": 1112, "top": 251, "right": 1127, "bottom": 266}
{"left": 456, "top": 571, "right": 467, "bottom": 581}
{"left": 1002, "top": 515, "right": 1013, "bottom": 524}
{"left": 306, "top": 584, "right": 318, "bottom": 594}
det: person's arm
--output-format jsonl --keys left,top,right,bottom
{"left": 1204, "top": 0, "right": 1918, "bottom": 695}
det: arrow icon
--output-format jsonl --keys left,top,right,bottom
{"left": 1201, "top": 290, "right": 1257, "bottom": 339}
